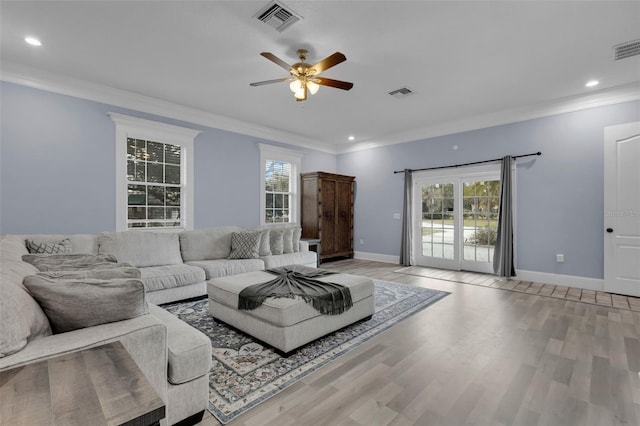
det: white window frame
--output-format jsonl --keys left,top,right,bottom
{"left": 258, "top": 143, "right": 303, "bottom": 225}
{"left": 109, "top": 113, "right": 201, "bottom": 231}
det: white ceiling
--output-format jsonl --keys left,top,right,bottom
{"left": 2, "top": 1, "right": 639, "bottom": 153}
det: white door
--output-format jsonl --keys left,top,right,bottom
{"left": 604, "top": 122, "right": 640, "bottom": 296}
{"left": 413, "top": 165, "right": 502, "bottom": 273}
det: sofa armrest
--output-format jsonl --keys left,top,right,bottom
{"left": 0, "top": 314, "right": 168, "bottom": 405}
{"left": 148, "top": 304, "right": 211, "bottom": 385}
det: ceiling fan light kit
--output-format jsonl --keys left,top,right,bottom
{"left": 250, "top": 48, "right": 353, "bottom": 102}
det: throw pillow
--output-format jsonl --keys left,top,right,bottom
{"left": 283, "top": 228, "right": 294, "bottom": 254}
{"left": 22, "top": 275, "right": 148, "bottom": 334}
{"left": 37, "top": 267, "right": 141, "bottom": 280}
{"left": 269, "top": 229, "right": 285, "bottom": 255}
{"left": 228, "top": 231, "right": 262, "bottom": 259}
{"left": 25, "top": 238, "right": 72, "bottom": 254}
{"left": 0, "top": 279, "right": 52, "bottom": 357}
{"left": 22, "top": 253, "right": 119, "bottom": 272}
{"left": 292, "top": 227, "right": 302, "bottom": 252}
{"left": 257, "top": 229, "right": 271, "bottom": 256}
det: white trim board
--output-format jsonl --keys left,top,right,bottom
{"left": 353, "top": 251, "right": 400, "bottom": 264}
{"left": 515, "top": 270, "right": 604, "bottom": 292}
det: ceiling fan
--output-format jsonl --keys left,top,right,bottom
{"left": 250, "top": 49, "right": 353, "bottom": 102}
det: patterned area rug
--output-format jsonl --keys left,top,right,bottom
{"left": 162, "top": 280, "right": 449, "bottom": 424}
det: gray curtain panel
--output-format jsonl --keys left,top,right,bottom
{"left": 493, "top": 156, "right": 516, "bottom": 277}
{"left": 399, "top": 169, "right": 414, "bottom": 266}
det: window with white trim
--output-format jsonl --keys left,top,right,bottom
{"left": 109, "top": 113, "right": 200, "bottom": 231}
{"left": 258, "top": 143, "right": 303, "bottom": 225}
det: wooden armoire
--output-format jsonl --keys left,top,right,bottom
{"left": 300, "top": 172, "right": 355, "bottom": 262}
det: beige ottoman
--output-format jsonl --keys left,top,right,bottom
{"left": 207, "top": 270, "right": 375, "bottom": 353}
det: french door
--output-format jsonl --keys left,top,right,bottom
{"left": 413, "top": 165, "right": 505, "bottom": 273}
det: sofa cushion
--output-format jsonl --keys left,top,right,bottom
{"left": 260, "top": 251, "right": 317, "bottom": 269}
{"left": 148, "top": 305, "right": 211, "bottom": 385}
{"left": 185, "top": 259, "right": 264, "bottom": 280}
{"left": 25, "top": 238, "right": 72, "bottom": 254}
{"left": 228, "top": 231, "right": 261, "bottom": 259}
{"left": 98, "top": 231, "right": 183, "bottom": 267}
{"left": 139, "top": 264, "right": 206, "bottom": 292}
{"left": 22, "top": 276, "right": 148, "bottom": 334}
{"left": 179, "top": 226, "right": 244, "bottom": 261}
{"left": 0, "top": 270, "right": 52, "bottom": 357}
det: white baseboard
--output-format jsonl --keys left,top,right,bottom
{"left": 353, "top": 251, "right": 400, "bottom": 264}
{"left": 516, "top": 270, "right": 604, "bottom": 291}
{"left": 352, "top": 251, "right": 605, "bottom": 292}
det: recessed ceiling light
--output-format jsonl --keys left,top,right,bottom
{"left": 585, "top": 80, "right": 599, "bottom": 88}
{"left": 348, "top": 136, "right": 355, "bottom": 141}
{"left": 24, "top": 36, "right": 42, "bottom": 46}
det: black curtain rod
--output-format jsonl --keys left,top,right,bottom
{"left": 393, "top": 151, "right": 541, "bottom": 174}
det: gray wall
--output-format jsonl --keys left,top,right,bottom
{"left": 337, "top": 100, "right": 640, "bottom": 279}
{"left": 3, "top": 80, "right": 638, "bottom": 279}
{"left": 0, "top": 81, "right": 336, "bottom": 233}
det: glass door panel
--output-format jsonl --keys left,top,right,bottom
{"left": 461, "top": 179, "right": 500, "bottom": 273}
{"left": 417, "top": 182, "right": 458, "bottom": 269}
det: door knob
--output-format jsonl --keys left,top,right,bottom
{"left": 606, "top": 228, "right": 614, "bottom": 233}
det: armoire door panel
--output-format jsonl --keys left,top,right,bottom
{"left": 301, "top": 178, "right": 319, "bottom": 238}
{"left": 321, "top": 179, "right": 336, "bottom": 255}
{"left": 335, "top": 180, "right": 353, "bottom": 252}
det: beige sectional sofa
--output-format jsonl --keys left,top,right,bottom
{"left": 0, "top": 225, "right": 316, "bottom": 426}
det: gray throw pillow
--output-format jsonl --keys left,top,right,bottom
{"left": 257, "top": 229, "right": 271, "bottom": 256}
{"left": 36, "top": 267, "right": 141, "bottom": 280}
{"left": 22, "top": 253, "right": 118, "bottom": 272}
{"left": 269, "top": 229, "right": 285, "bottom": 255}
{"left": 293, "top": 227, "right": 302, "bottom": 252}
{"left": 228, "top": 231, "right": 262, "bottom": 259}
{"left": 0, "top": 278, "right": 52, "bottom": 357}
{"left": 283, "top": 228, "right": 294, "bottom": 254}
{"left": 22, "top": 275, "right": 148, "bottom": 334}
{"left": 25, "top": 238, "right": 72, "bottom": 254}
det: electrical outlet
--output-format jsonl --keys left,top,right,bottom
{"left": 393, "top": 213, "right": 401, "bottom": 220}
{"left": 360, "top": 239, "right": 364, "bottom": 245}
{"left": 556, "top": 254, "right": 565, "bottom": 263}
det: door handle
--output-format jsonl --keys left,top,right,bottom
{"left": 606, "top": 228, "right": 614, "bottom": 233}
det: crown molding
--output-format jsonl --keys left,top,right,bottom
{"left": 336, "top": 82, "right": 640, "bottom": 154}
{"left": 0, "top": 62, "right": 338, "bottom": 154}
{"left": 3, "top": 61, "right": 637, "bottom": 157}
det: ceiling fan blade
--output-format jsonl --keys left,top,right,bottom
{"left": 260, "top": 52, "right": 293, "bottom": 72}
{"left": 250, "top": 78, "right": 292, "bottom": 87}
{"left": 314, "top": 77, "right": 353, "bottom": 91}
{"left": 310, "top": 52, "right": 347, "bottom": 75}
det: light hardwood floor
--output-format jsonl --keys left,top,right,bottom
{"left": 197, "top": 259, "right": 640, "bottom": 426}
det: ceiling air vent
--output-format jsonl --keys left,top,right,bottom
{"left": 389, "top": 87, "right": 415, "bottom": 99}
{"left": 614, "top": 40, "right": 640, "bottom": 61}
{"left": 255, "top": 1, "right": 302, "bottom": 33}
